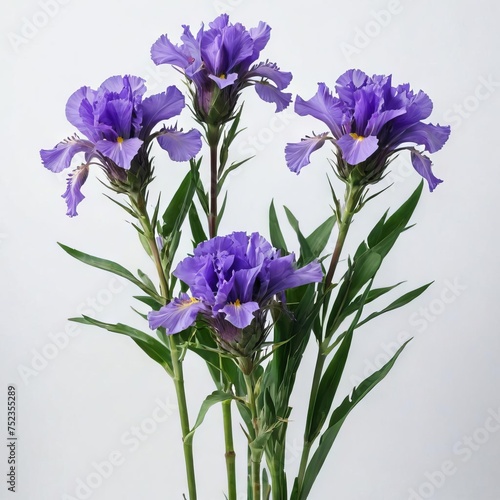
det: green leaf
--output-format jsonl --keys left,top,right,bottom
{"left": 269, "top": 200, "right": 288, "bottom": 253}
{"left": 307, "top": 280, "right": 373, "bottom": 442}
{"left": 306, "top": 215, "right": 336, "bottom": 259}
{"left": 216, "top": 191, "right": 228, "bottom": 231}
{"left": 58, "top": 243, "right": 162, "bottom": 302}
{"left": 298, "top": 339, "right": 411, "bottom": 500}
{"left": 137, "top": 269, "right": 157, "bottom": 293}
{"left": 162, "top": 159, "right": 200, "bottom": 237}
{"left": 357, "top": 282, "right": 432, "bottom": 328}
{"left": 185, "top": 390, "right": 234, "bottom": 442}
{"left": 217, "top": 157, "right": 252, "bottom": 194}
{"left": 283, "top": 206, "right": 313, "bottom": 264}
{"left": 70, "top": 316, "right": 172, "bottom": 374}
{"left": 188, "top": 203, "right": 207, "bottom": 247}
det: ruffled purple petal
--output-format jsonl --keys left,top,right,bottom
{"left": 151, "top": 34, "right": 191, "bottom": 68}
{"left": 295, "top": 83, "right": 344, "bottom": 138}
{"left": 61, "top": 163, "right": 89, "bottom": 217}
{"left": 255, "top": 82, "right": 292, "bottom": 112}
{"left": 285, "top": 134, "right": 330, "bottom": 174}
{"left": 394, "top": 122, "right": 451, "bottom": 153}
{"left": 221, "top": 24, "right": 254, "bottom": 71}
{"left": 148, "top": 293, "right": 208, "bottom": 333}
{"left": 40, "top": 136, "right": 94, "bottom": 173}
{"left": 411, "top": 150, "right": 443, "bottom": 192}
{"left": 366, "top": 108, "right": 406, "bottom": 136}
{"left": 221, "top": 300, "right": 260, "bottom": 329}
{"left": 264, "top": 257, "right": 323, "bottom": 301}
{"left": 65, "top": 86, "right": 98, "bottom": 140}
{"left": 208, "top": 72, "right": 239, "bottom": 89}
{"left": 95, "top": 137, "right": 143, "bottom": 169}
{"left": 337, "top": 133, "right": 379, "bottom": 165}
{"left": 156, "top": 127, "right": 202, "bottom": 161}
{"left": 250, "top": 62, "right": 292, "bottom": 90}
{"left": 141, "top": 86, "right": 185, "bottom": 138}
{"left": 248, "top": 21, "right": 271, "bottom": 57}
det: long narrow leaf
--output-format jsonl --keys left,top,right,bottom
{"left": 70, "top": 316, "right": 173, "bottom": 374}
{"left": 299, "top": 340, "right": 411, "bottom": 500}
{"left": 58, "top": 243, "right": 162, "bottom": 302}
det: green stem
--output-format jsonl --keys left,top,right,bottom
{"left": 242, "top": 366, "right": 261, "bottom": 500}
{"left": 208, "top": 131, "right": 219, "bottom": 239}
{"left": 222, "top": 400, "right": 237, "bottom": 500}
{"left": 170, "top": 336, "right": 197, "bottom": 500}
{"left": 296, "top": 183, "right": 364, "bottom": 496}
{"left": 324, "top": 183, "right": 364, "bottom": 289}
{"left": 296, "top": 348, "right": 326, "bottom": 492}
{"left": 207, "top": 125, "right": 238, "bottom": 498}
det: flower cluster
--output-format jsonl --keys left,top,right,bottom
{"left": 148, "top": 232, "right": 322, "bottom": 356}
{"left": 151, "top": 14, "right": 292, "bottom": 125}
{"left": 40, "top": 75, "right": 202, "bottom": 216}
{"left": 286, "top": 69, "right": 451, "bottom": 190}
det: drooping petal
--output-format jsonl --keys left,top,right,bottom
{"left": 141, "top": 86, "right": 185, "bottom": 138}
{"left": 208, "top": 72, "right": 239, "bottom": 89}
{"left": 40, "top": 136, "right": 94, "bottom": 173}
{"left": 95, "top": 137, "right": 143, "bottom": 169}
{"left": 285, "top": 134, "right": 330, "bottom": 174}
{"left": 61, "top": 163, "right": 89, "bottom": 217}
{"left": 221, "top": 300, "right": 260, "bottom": 329}
{"left": 295, "top": 83, "right": 344, "bottom": 138}
{"left": 264, "top": 255, "right": 323, "bottom": 301}
{"left": 255, "top": 82, "right": 292, "bottom": 112}
{"left": 156, "top": 127, "right": 202, "bottom": 161}
{"left": 148, "top": 294, "right": 208, "bottom": 333}
{"left": 151, "top": 34, "right": 192, "bottom": 68}
{"left": 394, "top": 122, "right": 451, "bottom": 153}
{"left": 411, "top": 150, "right": 443, "bottom": 192}
{"left": 250, "top": 62, "right": 292, "bottom": 90}
{"left": 337, "top": 133, "right": 379, "bottom": 165}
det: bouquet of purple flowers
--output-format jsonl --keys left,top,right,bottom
{"left": 41, "top": 14, "right": 450, "bottom": 500}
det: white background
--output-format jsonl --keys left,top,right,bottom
{"left": 1, "top": 0, "right": 499, "bottom": 499}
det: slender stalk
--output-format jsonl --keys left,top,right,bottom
{"left": 209, "top": 137, "right": 219, "bottom": 239}
{"left": 243, "top": 369, "right": 262, "bottom": 500}
{"left": 222, "top": 399, "right": 237, "bottom": 500}
{"left": 296, "top": 182, "right": 364, "bottom": 495}
{"left": 206, "top": 125, "right": 238, "bottom": 498}
{"left": 170, "top": 336, "right": 197, "bottom": 500}
{"left": 130, "top": 191, "right": 197, "bottom": 499}
{"left": 324, "top": 183, "right": 364, "bottom": 289}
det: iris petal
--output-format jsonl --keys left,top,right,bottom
{"left": 221, "top": 301, "right": 260, "bottom": 329}
{"left": 148, "top": 293, "right": 208, "bottom": 333}
{"left": 95, "top": 137, "right": 143, "bottom": 169}
{"left": 141, "top": 86, "right": 185, "bottom": 137}
{"left": 295, "top": 83, "right": 344, "bottom": 138}
{"left": 285, "top": 134, "right": 329, "bottom": 174}
{"left": 156, "top": 127, "right": 202, "bottom": 161}
{"left": 61, "top": 163, "right": 89, "bottom": 217}
{"left": 255, "top": 82, "right": 291, "bottom": 112}
{"left": 337, "top": 133, "right": 379, "bottom": 165}
{"left": 40, "top": 136, "right": 93, "bottom": 173}
{"left": 411, "top": 150, "right": 443, "bottom": 192}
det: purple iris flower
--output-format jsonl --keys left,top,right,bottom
{"left": 285, "top": 69, "right": 451, "bottom": 191}
{"left": 148, "top": 232, "right": 322, "bottom": 355}
{"left": 40, "top": 75, "right": 202, "bottom": 216}
{"left": 151, "top": 14, "right": 292, "bottom": 124}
